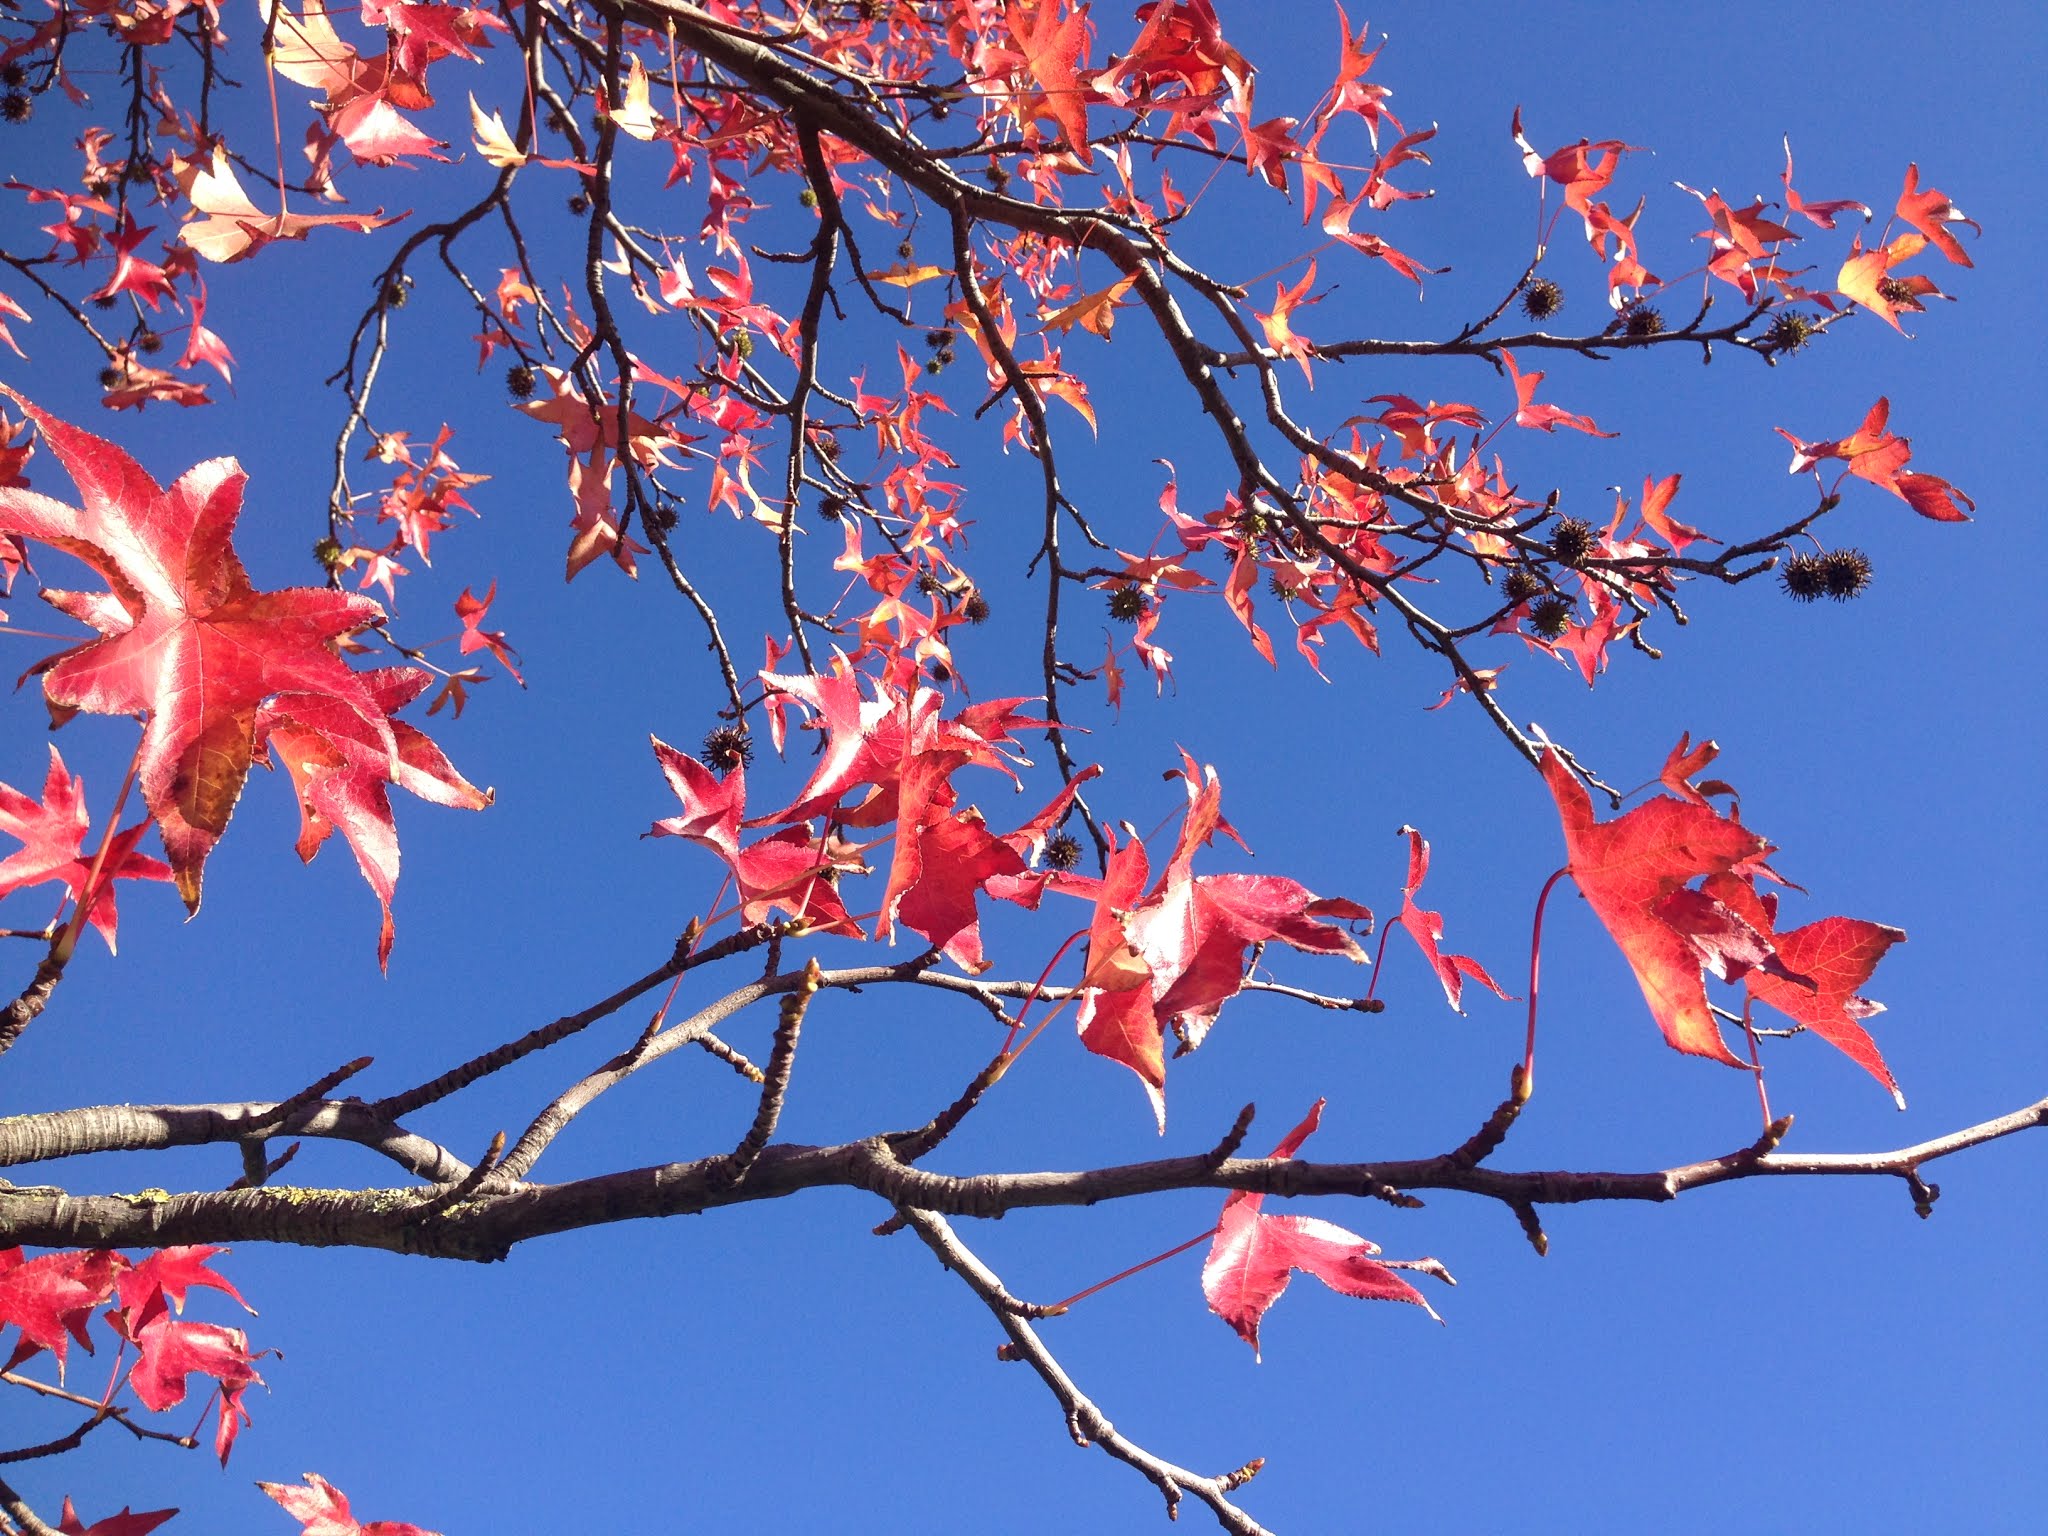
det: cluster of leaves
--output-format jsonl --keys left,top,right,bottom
{"left": 0, "top": 1243, "right": 435, "bottom": 1533}
{"left": 0, "top": 0, "right": 2011, "bottom": 1529}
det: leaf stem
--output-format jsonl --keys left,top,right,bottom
{"left": 50, "top": 736, "right": 145, "bottom": 966}
{"left": 1046, "top": 1226, "right": 1217, "bottom": 1314}
{"left": 1521, "top": 866, "right": 1571, "bottom": 1095}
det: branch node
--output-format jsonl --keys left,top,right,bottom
{"left": 1511, "top": 1200, "right": 1549, "bottom": 1256}
{"left": 1218, "top": 1457, "right": 1266, "bottom": 1492}
{"left": 1448, "top": 1068, "right": 1527, "bottom": 1169}
{"left": 226, "top": 1140, "right": 300, "bottom": 1191}
{"left": 1747, "top": 1113, "right": 1795, "bottom": 1158}
{"left": 389, "top": 1130, "right": 504, "bottom": 1227}
{"left": 1203, "top": 1104, "right": 1257, "bottom": 1166}
{"left": 1905, "top": 1168, "right": 1940, "bottom": 1218}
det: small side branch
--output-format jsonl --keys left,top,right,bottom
{"left": 899, "top": 1208, "right": 1276, "bottom": 1536}
{"left": 0, "top": 953, "right": 67, "bottom": 1061}
{"left": 721, "top": 957, "right": 820, "bottom": 1183}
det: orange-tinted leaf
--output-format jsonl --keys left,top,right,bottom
{"left": 1895, "top": 162, "right": 1978, "bottom": 267}
{"left": 1041, "top": 272, "right": 1137, "bottom": 337}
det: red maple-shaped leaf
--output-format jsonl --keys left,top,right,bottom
{"left": 0, "top": 1247, "right": 125, "bottom": 1370}
{"left": 0, "top": 391, "right": 416, "bottom": 912}
{"left": 114, "top": 1299, "right": 265, "bottom": 1463}
{"left": 114, "top": 1244, "right": 251, "bottom": 1319}
{"left": 454, "top": 580, "right": 523, "bottom": 683}
{"left": 1501, "top": 349, "right": 1615, "bottom": 437}
{"left": 1635, "top": 473, "right": 1716, "bottom": 555}
{"left": 57, "top": 1499, "right": 178, "bottom": 1536}
{"left": 120, "top": 1310, "right": 263, "bottom": 1412}
{"left": 1658, "top": 731, "right": 1722, "bottom": 806}
{"left": 259, "top": 1472, "right": 442, "bottom": 1536}
{"left": 1202, "top": 1100, "right": 1445, "bottom": 1359}
{"left": 890, "top": 805, "right": 1025, "bottom": 973}
{"left": 257, "top": 668, "right": 493, "bottom": 967}
{"left": 1540, "top": 745, "right": 1779, "bottom": 1065}
{"left": 0, "top": 745, "right": 170, "bottom": 951}
{"left": 1703, "top": 872, "right": 1906, "bottom": 1106}
{"left": 1780, "top": 138, "right": 1870, "bottom": 231}
{"left": 648, "top": 741, "right": 864, "bottom": 937}
{"left": 1777, "top": 397, "right": 1974, "bottom": 522}
{"left": 1389, "top": 827, "right": 1511, "bottom": 1013}
{"left": 1066, "top": 761, "right": 1368, "bottom": 1127}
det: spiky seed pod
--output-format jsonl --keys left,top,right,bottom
{"left": 927, "top": 659, "right": 951, "bottom": 683}
{"left": 312, "top": 536, "right": 345, "bottom": 570}
{"left": 91, "top": 294, "right": 118, "bottom": 311}
{"left": 798, "top": 188, "right": 818, "bottom": 208}
{"left": 381, "top": 279, "right": 410, "bottom": 309}
{"left": 647, "top": 502, "right": 679, "bottom": 532}
{"left": 1780, "top": 551, "right": 1828, "bottom": 602}
{"left": 123, "top": 159, "right": 153, "bottom": 184}
{"left": 97, "top": 365, "right": 123, "bottom": 388}
{"left": 818, "top": 495, "right": 846, "bottom": 522}
{"left": 963, "top": 592, "right": 990, "bottom": 624}
{"left": 1502, "top": 568, "right": 1543, "bottom": 605}
{"left": 925, "top": 329, "right": 952, "bottom": 350}
{"left": 506, "top": 363, "right": 537, "bottom": 399}
{"left": 1, "top": 62, "right": 28, "bottom": 88}
{"left": 1764, "top": 310, "right": 1816, "bottom": 354}
{"left": 702, "top": 725, "right": 753, "bottom": 773}
{"left": 566, "top": 192, "right": 590, "bottom": 215}
{"left": 1877, "top": 277, "right": 1914, "bottom": 307}
{"left": 2, "top": 91, "right": 32, "bottom": 125}
{"left": 924, "top": 357, "right": 944, "bottom": 375}
{"left": 1549, "top": 518, "right": 1594, "bottom": 567}
{"left": 1520, "top": 277, "right": 1564, "bottom": 320}
{"left": 1043, "top": 831, "right": 1082, "bottom": 871}
{"left": 1267, "top": 574, "right": 1301, "bottom": 601}
{"left": 897, "top": 239, "right": 915, "bottom": 260}
{"left": 1622, "top": 302, "right": 1665, "bottom": 338}
{"left": 136, "top": 330, "right": 163, "bottom": 355}
{"left": 1529, "top": 596, "right": 1573, "bottom": 638}
{"left": 984, "top": 164, "right": 1011, "bottom": 192}
{"left": 1820, "top": 547, "right": 1873, "bottom": 601}
{"left": 724, "top": 330, "right": 754, "bottom": 359}
{"left": 1107, "top": 586, "right": 1148, "bottom": 623}
{"left": 916, "top": 570, "right": 943, "bottom": 596}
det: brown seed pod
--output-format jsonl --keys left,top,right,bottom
{"left": 1780, "top": 552, "right": 1828, "bottom": 602}
{"left": 1520, "top": 278, "right": 1564, "bottom": 320}
{"left": 1549, "top": 518, "right": 1594, "bottom": 567}
{"left": 1529, "top": 596, "right": 1573, "bottom": 637}
{"left": 1820, "top": 547, "right": 1873, "bottom": 601}
{"left": 1107, "top": 586, "right": 1148, "bottom": 623}
{"left": 701, "top": 725, "right": 754, "bottom": 773}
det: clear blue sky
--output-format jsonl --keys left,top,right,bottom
{"left": 2, "top": 3, "right": 2042, "bottom": 1532}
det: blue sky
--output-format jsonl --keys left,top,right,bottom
{"left": 1, "top": 2, "right": 2043, "bottom": 1532}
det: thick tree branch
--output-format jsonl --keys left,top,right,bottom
{"left": 2, "top": 1095, "right": 2037, "bottom": 1259}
